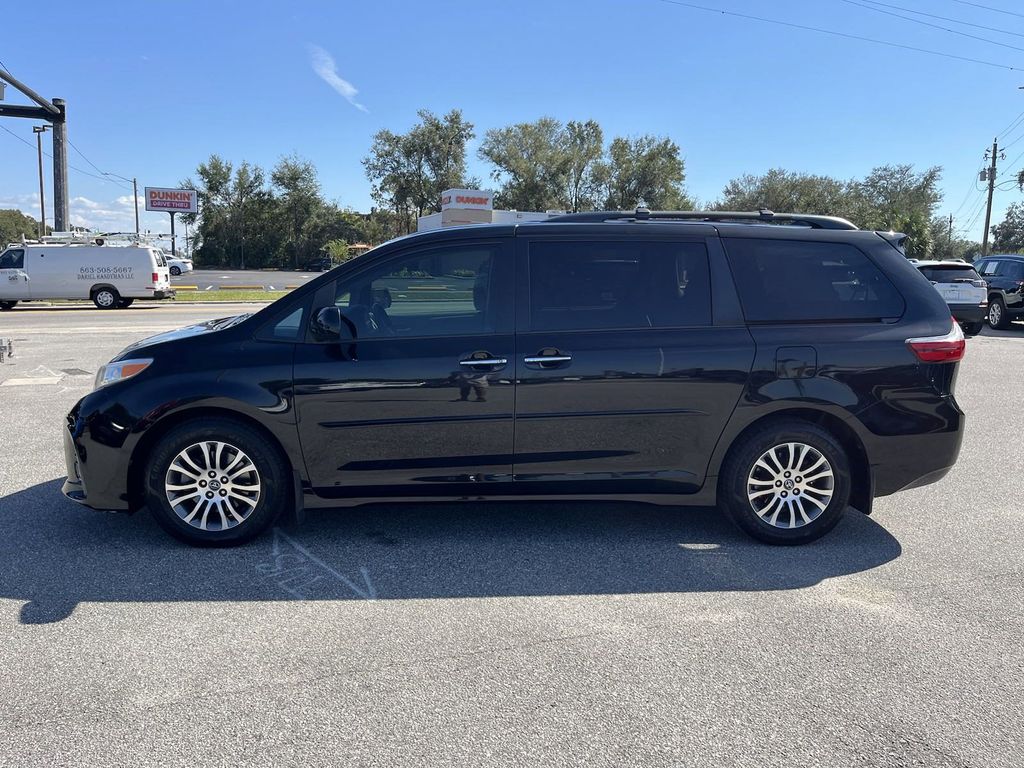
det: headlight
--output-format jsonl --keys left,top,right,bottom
{"left": 94, "top": 358, "right": 153, "bottom": 389}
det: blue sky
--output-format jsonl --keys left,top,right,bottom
{"left": 2, "top": 0, "right": 1023, "bottom": 241}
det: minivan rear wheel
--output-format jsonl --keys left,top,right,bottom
{"left": 92, "top": 287, "right": 119, "bottom": 309}
{"left": 720, "top": 420, "right": 851, "bottom": 545}
{"left": 0, "top": 300, "right": 16, "bottom": 311}
{"left": 144, "top": 418, "right": 289, "bottom": 546}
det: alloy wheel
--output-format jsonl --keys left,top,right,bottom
{"left": 164, "top": 441, "right": 261, "bottom": 531}
{"left": 989, "top": 302, "right": 1001, "bottom": 326}
{"left": 746, "top": 442, "right": 834, "bottom": 529}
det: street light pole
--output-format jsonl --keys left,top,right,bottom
{"left": 32, "top": 125, "right": 49, "bottom": 238}
{"left": 133, "top": 177, "right": 139, "bottom": 234}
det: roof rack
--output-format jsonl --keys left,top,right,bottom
{"left": 546, "top": 208, "right": 859, "bottom": 230}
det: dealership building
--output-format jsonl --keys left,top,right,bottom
{"left": 416, "top": 189, "right": 564, "bottom": 231}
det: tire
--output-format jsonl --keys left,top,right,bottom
{"left": 144, "top": 417, "right": 290, "bottom": 546}
{"left": 170, "top": 266, "right": 181, "bottom": 276}
{"left": 92, "top": 287, "right": 119, "bottom": 309}
{"left": 988, "top": 296, "right": 1011, "bottom": 329}
{"left": 116, "top": 298, "right": 134, "bottom": 308}
{"left": 0, "top": 300, "right": 16, "bottom": 311}
{"left": 962, "top": 321, "right": 983, "bottom": 336}
{"left": 719, "top": 420, "right": 852, "bottom": 545}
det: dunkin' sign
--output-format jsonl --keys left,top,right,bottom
{"left": 439, "top": 188, "right": 493, "bottom": 211}
{"left": 145, "top": 187, "right": 198, "bottom": 214}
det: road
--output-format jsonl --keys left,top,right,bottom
{"left": 0, "top": 304, "right": 1022, "bottom": 767}
{"left": 172, "top": 268, "right": 325, "bottom": 290}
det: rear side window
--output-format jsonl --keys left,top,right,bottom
{"left": 996, "top": 261, "right": 1024, "bottom": 280}
{"left": 918, "top": 265, "right": 982, "bottom": 283}
{"left": 975, "top": 260, "right": 997, "bottom": 276}
{"left": 528, "top": 241, "right": 711, "bottom": 331}
{"left": 0, "top": 249, "right": 25, "bottom": 269}
{"left": 724, "top": 239, "right": 905, "bottom": 323}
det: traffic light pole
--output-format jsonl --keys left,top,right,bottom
{"left": 0, "top": 69, "right": 69, "bottom": 231}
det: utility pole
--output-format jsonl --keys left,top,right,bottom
{"left": 947, "top": 213, "right": 953, "bottom": 244}
{"left": 132, "top": 178, "right": 139, "bottom": 234}
{"left": 982, "top": 138, "right": 999, "bottom": 256}
{"left": 32, "top": 124, "right": 49, "bottom": 238}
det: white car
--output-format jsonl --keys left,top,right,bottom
{"left": 166, "top": 255, "right": 194, "bottom": 277}
{"left": 911, "top": 259, "right": 988, "bottom": 336}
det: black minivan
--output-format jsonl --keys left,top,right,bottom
{"left": 62, "top": 210, "right": 966, "bottom": 546}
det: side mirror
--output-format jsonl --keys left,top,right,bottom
{"left": 310, "top": 306, "right": 342, "bottom": 342}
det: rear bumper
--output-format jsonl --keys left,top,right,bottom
{"left": 140, "top": 289, "right": 175, "bottom": 301}
{"left": 948, "top": 302, "right": 986, "bottom": 324}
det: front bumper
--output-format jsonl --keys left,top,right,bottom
{"left": 61, "top": 405, "right": 133, "bottom": 512}
{"left": 949, "top": 302, "right": 987, "bottom": 324}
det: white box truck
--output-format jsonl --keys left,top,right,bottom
{"left": 0, "top": 241, "right": 174, "bottom": 310}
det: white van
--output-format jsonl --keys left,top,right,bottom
{"left": 0, "top": 243, "right": 174, "bottom": 310}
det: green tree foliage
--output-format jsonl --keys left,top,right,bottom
{"left": 363, "top": 109, "right": 475, "bottom": 233}
{"left": 479, "top": 117, "right": 574, "bottom": 211}
{"left": 0, "top": 209, "right": 46, "bottom": 244}
{"left": 598, "top": 135, "right": 691, "bottom": 210}
{"left": 717, "top": 164, "right": 943, "bottom": 258}
{"left": 479, "top": 119, "right": 689, "bottom": 212}
{"left": 990, "top": 202, "right": 1024, "bottom": 254}
{"left": 929, "top": 217, "right": 979, "bottom": 262}
{"left": 182, "top": 154, "right": 375, "bottom": 269}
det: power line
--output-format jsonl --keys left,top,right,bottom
{"left": 949, "top": 0, "right": 1024, "bottom": 21}
{"left": 856, "top": 0, "right": 1024, "bottom": 39}
{"left": 0, "top": 123, "right": 132, "bottom": 189}
{"left": 998, "top": 110, "right": 1024, "bottom": 141}
{"left": 66, "top": 137, "right": 134, "bottom": 185}
{"left": 653, "top": 0, "right": 1024, "bottom": 71}
{"left": 839, "top": 0, "right": 1024, "bottom": 53}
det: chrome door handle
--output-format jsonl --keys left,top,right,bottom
{"left": 524, "top": 355, "right": 572, "bottom": 364}
{"left": 460, "top": 358, "right": 507, "bottom": 367}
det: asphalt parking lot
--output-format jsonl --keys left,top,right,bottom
{"left": 0, "top": 303, "right": 1021, "bottom": 767}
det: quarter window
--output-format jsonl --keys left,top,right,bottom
{"left": 724, "top": 239, "right": 905, "bottom": 323}
{"left": 996, "top": 261, "right": 1024, "bottom": 280}
{"left": 527, "top": 241, "right": 711, "bottom": 331}
{"left": 333, "top": 244, "right": 500, "bottom": 338}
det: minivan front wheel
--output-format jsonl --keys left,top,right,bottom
{"left": 720, "top": 421, "right": 851, "bottom": 545}
{"left": 145, "top": 418, "right": 289, "bottom": 546}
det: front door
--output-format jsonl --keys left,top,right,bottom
{"left": 293, "top": 238, "right": 516, "bottom": 498}
{"left": 512, "top": 234, "right": 755, "bottom": 494}
{"left": 0, "top": 249, "right": 31, "bottom": 300}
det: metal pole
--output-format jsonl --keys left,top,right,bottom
{"left": 133, "top": 178, "right": 140, "bottom": 234}
{"left": 34, "top": 128, "right": 47, "bottom": 239}
{"left": 169, "top": 212, "right": 176, "bottom": 257}
{"left": 51, "top": 98, "right": 69, "bottom": 231}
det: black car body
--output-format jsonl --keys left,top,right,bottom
{"left": 973, "top": 254, "right": 1024, "bottom": 329}
{"left": 63, "top": 211, "right": 966, "bottom": 546}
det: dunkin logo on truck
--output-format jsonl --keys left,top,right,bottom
{"left": 145, "top": 187, "right": 198, "bottom": 214}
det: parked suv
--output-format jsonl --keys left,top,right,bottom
{"left": 973, "top": 254, "right": 1024, "bottom": 329}
{"left": 62, "top": 210, "right": 965, "bottom": 547}
{"left": 911, "top": 260, "right": 987, "bottom": 335}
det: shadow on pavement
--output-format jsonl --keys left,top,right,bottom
{"left": 1, "top": 480, "right": 902, "bottom": 624}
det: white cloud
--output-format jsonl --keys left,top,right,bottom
{"left": 308, "top": 44, "right": 368, "bottom": 113}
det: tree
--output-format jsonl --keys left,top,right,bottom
{"left": 716, "top": 169, "right": 849, "bottom": 215}
{"left": 849, "top": 164, "right": 942, "bottom": 232}
{"left": 363, "top": 109, "right": 475, "bottom": 234}
{"left": 0, "top": 209, "right": 46, "bottom": 244}
{"left": 991, "top": 202, "right": 1024, "bottom": 253}
{"left": 479, "top": 117, "right": 572, "bottom": 211}
{"left": 599, "top": 135, "right": 691, "bottom": 210}
{"left": 563, "top": 120, "right": 605, "bottom": 212}
{"left": 272, "top": 155, "right": 326, "bottom": 269}
{"left": 929, "top": 216, "right": 979, "bottom": 262}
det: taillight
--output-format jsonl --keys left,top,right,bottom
{"left": 906, "top": 318, "right": 965, "bottom": 363}
{"left": 152, "top": 272, "right": 159, "bottom": 283}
